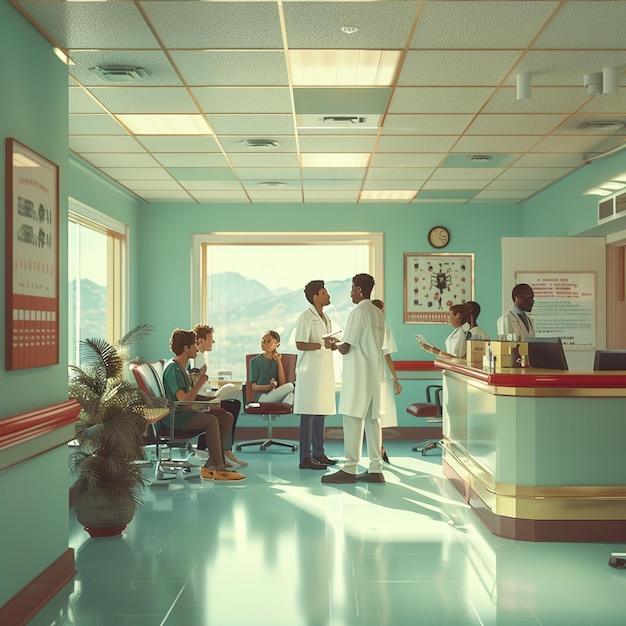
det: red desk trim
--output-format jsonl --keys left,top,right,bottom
{"left": 0, "top": 400, "right": 80, "bottom": 451}
{"left": 435, "top": 358, "right": 626, "bottom": 389}
{"left": 394, "top": 360, "right": 438, "bottom": 372}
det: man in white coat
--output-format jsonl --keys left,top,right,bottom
{"left": 294, "top": 280, "right": 338, "bottom": 470}
{"left": 321, "top": 273, "right": 386, "bottom": 485}
{"left": 496, "top": 283, "right": 536, "bottom": 340}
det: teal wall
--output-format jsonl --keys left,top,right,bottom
{"left": 135, "top": 202, "right": 521, "bottom": 363}
{"left": 69, "top": 156, "right": 142, "bottom": 329}
{"left": 522, "top": 149, "right": 626, "bottom": 237}
{"left": 0, "top": 0, "right": 71, "bottom": 609}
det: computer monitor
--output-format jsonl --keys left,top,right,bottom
{"left": 527, "top": 337, "right": 569, "bottom": 370}
{"left": 593, "top": 350, "right": 626, "bottom": 371}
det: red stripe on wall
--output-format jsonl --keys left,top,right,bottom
{"left": 0, "top": 400, "right": 80, "bottom": 451}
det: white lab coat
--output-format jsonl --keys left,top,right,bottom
{"left": 496, "top": 309, "right": 535, "bottom": 341}
{"left": 380, "top": 326, "right": 398, "bottom": 428}
{"left": 338, "top": 299, "right": 385, "bottom": 419}
{"left": 445, "top": 325, "right": 467, "bottom": 358}
{"left": 293, "top": 306, "right": 336, "bottom": 415}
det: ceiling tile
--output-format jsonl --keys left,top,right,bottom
{"left": 170, "top": 51, "right": 288, "bottom": 86}
{"left": 80, "top": 153, "right": 159, "bottom": 168}
{"left": 410, "top": 1, "right": 558, "bottom": 49}
{"left": 208, "top": 114, "right": 294, "bottom": 135}
{"left": 70, "top": 135, "right": 145, "bottom": 153}
{"left": 390, "top": 87, "right": 495, "bottom": 114}
{"left": 69, "top": 114, "right": 127, "bottom": 135}
{"left": 142, "top": 1, "right": 284, "bottom": 49}
{"left": 534, "top": 1, "right": 626, "bottom": 48}
{"left": 283, "top": 1, "right": 420, "bottom": 49}
{"left": 88, "top": 87, "right": 198, "bottom": 114}
{"left": 382, "top": 115, "right": 473, "bottom": 136}
{"left": 154, "top": 153, "right": 230, "bottom": 168}
{"left": 399, "top": 51, "right": 521, "bottom": 87}
{"left": 16, "top": 1, "right": 158, "bottom": 48}
{"left": 193, "top": 87, "right": 293, "bottom": 114}
{"left": 137, "top": 136, "right": 221, "bottom": 153}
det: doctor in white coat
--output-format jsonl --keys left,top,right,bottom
{"left": 321, "top": 273, "right": 386, "bottom": 485}
{"left": 496, "top": 283, "right": 536, "bottom": 340}
{"left": 294, "top": 280, "right": 338, "bottom": 470}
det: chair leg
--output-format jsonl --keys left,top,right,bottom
{"left": 236, "top": 414, "right": 298, "bottom": 452}
{"left": 412, "top": 439, "right": 443, "bottom": 455}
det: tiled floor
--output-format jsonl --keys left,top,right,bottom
{"left": 30, "top": 441, "right": 626, "bottom": 626}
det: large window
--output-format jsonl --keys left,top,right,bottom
{"left": 191, "top": 233, "right": 383, "bottom": 380}
{"left": 68, "top": 201, "right": 127, "bottom": 365}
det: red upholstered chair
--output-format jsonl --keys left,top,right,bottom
{"left": 129, "top": 360, "right": 209, "bottom": 479}
{"left": 235, "top": 353, "right": 298, "bottom": 452}
{"left": 407, "top": 384, "right": 443, "bottom": 455}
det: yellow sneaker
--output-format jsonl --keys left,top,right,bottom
{"left": 213, "top": 469, "right": 246, "bottom": 481}
{"left": 200, "top": 467, "right": 216, "bottom": 480}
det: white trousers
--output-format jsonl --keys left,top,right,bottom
{"left": 342, "top": 403, "right": 382, "bottom": 475}
{"left": 259, "top": 382, "right": 294, "bottom": 405}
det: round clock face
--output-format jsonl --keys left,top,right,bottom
{"left": 428, "top": 226, "right": 450, "bottom": 248}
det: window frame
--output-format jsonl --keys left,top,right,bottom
{"left": 68, "top": 198, "right": 128, "bottom": 361}
{"left": 190, "top": 231, "right": 384, "bottom": 326}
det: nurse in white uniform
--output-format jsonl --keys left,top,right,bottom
{"left": 322, "top": 273, "right": 386, "bottom": 485}
{"left": 372, "top": 299, "right": 402, "bottom": 464}
{"left": 293, "top": 280, "right": 338, "bottom": 470}
{"left": 422, "top": 303, "right": 469, "bottom": 359}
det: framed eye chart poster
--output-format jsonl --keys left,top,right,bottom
{"left": 5, "top": 138, "right": 59, "bottom": 369}
{"left": 404, "top": 253, "right": 474, "bottom": 323}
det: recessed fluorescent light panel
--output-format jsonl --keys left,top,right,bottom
{"left": 360, "top": 190, "right": 417, "bottom": 201}
{"left": 116, "top": 114, "right": 212, "bottom": 135}
{"left": 302, "top": 153, "right": 370, "bottom": 168}
{"left": 289, "top": 50, "right": 401, "bottom": 86}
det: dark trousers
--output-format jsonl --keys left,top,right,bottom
{"left": 198, "top": 399, "right": 241, "bottom": 451}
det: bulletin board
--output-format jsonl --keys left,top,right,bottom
{"left": 515, "top": 271, "right": 596, "bottom": 348}
{"left": 404, "top": 253, "right": 474, "bottom": 323}
{"left": 5, "top": 138, "right": 59, "bottom": 369}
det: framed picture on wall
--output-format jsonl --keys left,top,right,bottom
{"left": 5, "top": 138, "right": 59, "bottom": 369}
{"left": 404, "top": 253, "right": 474, "bottom": 323}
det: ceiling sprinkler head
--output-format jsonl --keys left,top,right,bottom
{"left": 469, "top": 155, "right": 493, "bottom": 162}
{"left": 341, "top": 26, "right": 359, "bottom": 35}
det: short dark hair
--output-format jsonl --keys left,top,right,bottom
{"left": 193, "top": 324, "right": 214, "bottom": 340}
{"left": 449, "top": 304, "right": 468, "bottom": 324}
{"left": 265, "top": 330, "right": 281, "bottom": 344}
{"left": 170, "top": 329, "right": 195, "bottom": 355}
{"left": 353, "top": 273, "right": 375, "bottom": 298}
{"left": 512, "top": 283, "right": 533, "bottom": 301}
{"left": 465, "top": 301, "right": 480, "bottom": 323}
{"left": 304, "top": 280, "right": 325, "bottom": 304}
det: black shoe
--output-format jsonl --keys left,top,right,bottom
{"left": 314, "top": 455, "right": 338, "bottom": 466}
{"left": 381, "top": 447, "right": 390, "bottom": 464}
{"left": 355, "top": 471, "right": 385, "bottom": 483}
{"left": 321, "top": 470, "right": 355, "bottom": 484}
{"left": 300, "top": 458, "right": 328, "bottom": 470}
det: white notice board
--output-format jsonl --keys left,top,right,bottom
{"left": 516, "top": 271, "right": 596, "bottom": 348}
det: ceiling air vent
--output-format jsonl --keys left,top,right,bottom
{"left": 240, "top": 139, "right": 279, "bottom": 149}
{"left": 322, "top": 116, "right": 367, "bottom": 125}
{"left": 598, "top": 197, "right": 615, "bottom": 222}
{"left": 90, "top": 65, "right": 149, "bottom": 82}
{"left": 297, "top": 114, "right": 382, "bottom": 130}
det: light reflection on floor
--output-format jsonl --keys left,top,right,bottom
{"left": 29, "top": 441, "right": 626, "bottom": 626}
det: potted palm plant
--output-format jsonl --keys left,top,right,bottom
{"left": 68, "top": 324, "right": 152, "bottom": 537}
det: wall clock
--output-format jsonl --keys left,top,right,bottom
{"left": 428, "top": 226, "right": 450, "bottom": 249}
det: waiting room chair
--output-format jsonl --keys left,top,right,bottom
{"left": 235, "top": 353, "right": 298, "bottom": 452}
{"left": 129, "top": 360, "right": 209, "bottom": 480}
{"left": 407, "top": 384, "right": 443, "bottom": 455}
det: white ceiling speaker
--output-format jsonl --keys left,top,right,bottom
{"left": 89, "top": 66, "right": 149, "bottom": 82}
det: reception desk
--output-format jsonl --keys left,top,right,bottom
{"left": 435, "top": 358, "right": 626, "bottom": 542}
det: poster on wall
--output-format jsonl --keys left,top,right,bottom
{"left": 404, "top": 253, "right": 474, "bottom": 323}
{"left": 5, "top": 138, "right": 59, "bottom": 370}
{"left": 515, "top": 271, "right": 596, "bottom": 348}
